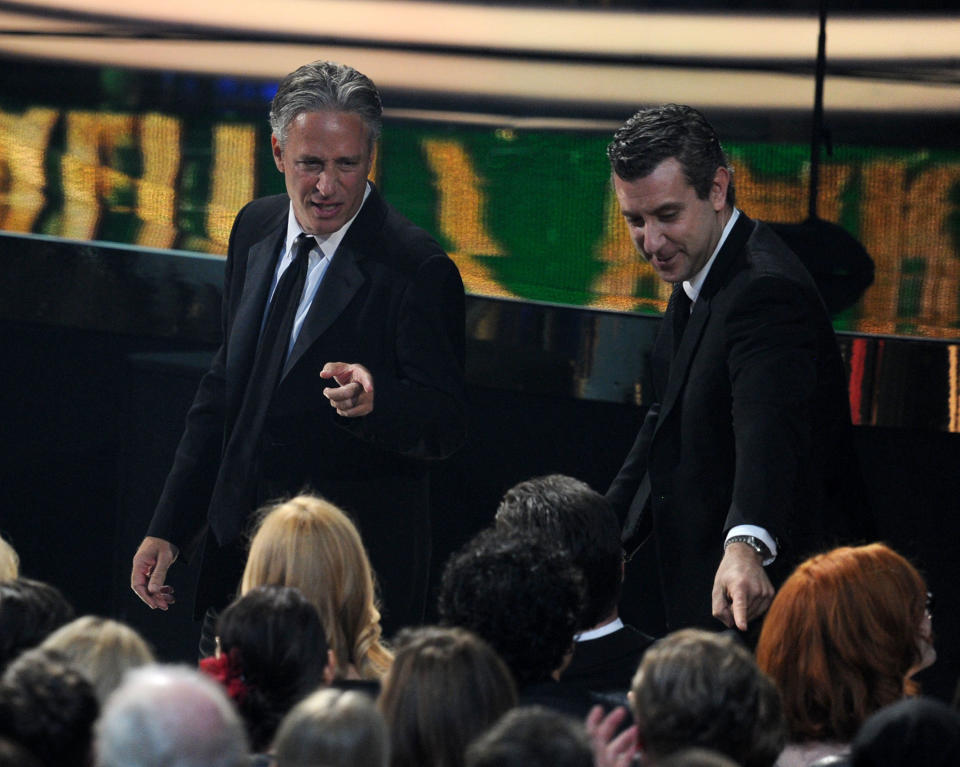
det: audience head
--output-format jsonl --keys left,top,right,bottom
{"left": 274, "top": 688, "right": 388, "bottom": 767}
{"left": 607, "top": 103, "right": 735, "bottom": 207}
{"left": 495, "top": 474, "right": 623, "bottom": 628}
{"left": 437, "top": 528, "right": 584, "bottom": 687}
{"left": 378, "top": 626, "right": 517, "bottom": 767}
{"left": 201, "top": 584, "right": 332, "bottom": 752}
{"left": 756, "top": 542, "right": 932, "bottom": 743}
{"left": 269, "top": 60, "right": 382, "bottom": 151}
{"left": 40, "top": 615, "right": 154, "bottom": 705}
{"left": 657, "top": 748, "right": 740, "bottom": 767}
{"left": 630, "top": 629, "right": 785, "bottom": 767}
{"left": 0, "top": 578, "right": 74, "bottom": 673}
{"left": 242, "top": 494, "right": 392, "bottom": 679}
{"left": 0, "top": 646, "right": 99, "bottom": 767}
{"left": 95, "top": 664, "right": 249, "bottom": 767}
{"left": 0, "top": 535, "right": 18, "bottom": 582}
{"left": 850, "top": 696, "right": 960, "bottom": 767}
{"left": 465, "top": 706, "right": 594, "bottom": 767}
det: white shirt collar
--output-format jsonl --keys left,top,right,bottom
{"left": 574, "top": 617, "right": 624, "bottom": 642}
{"left": 283, "top": 182, "right": 372, "bottom": 258}
{"left": 682, "top": 207, "right": 740, "bottom": 303}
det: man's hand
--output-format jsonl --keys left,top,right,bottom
{"left": 320, "top": 362, "right": 374, "bottom": 417}
{"left": 586, "top": 705, "right": 637, "bottom": 767}
{"left": 131, "top": 536, "right": 179, "bottom": 610}
{"left": 711, "top": 542, "right": 775, "bottom": 631}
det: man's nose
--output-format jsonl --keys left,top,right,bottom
{"left": 315, "top": 169, "right": 336, "bottom": 196}
{"left": 642, "top": 222, "right": 664, "bottom": 255}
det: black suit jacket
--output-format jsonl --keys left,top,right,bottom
{"left": 563, "top": 624, "right": 653, "bottom": 693}
{"left": 607, "top": 214, "right": 866, "bottom": 630}
{"left": 147, "top": 187, "right": 466, "bottom": 626}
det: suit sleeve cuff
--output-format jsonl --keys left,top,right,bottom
{"left": 726, "top": 524, "right": 778, "bottom": 565}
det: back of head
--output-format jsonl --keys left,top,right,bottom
{"left": 437, "top": 528, "right": 584, "bottom": 687}
{"left": 0, "top": 578, "right": 74, "bottom": 673}
{"left": 269, "top": 60, "right": 382, "bottom": 150}
{"left": 378, "top": 626, "right": 517, "bottom": 767}
{"left": 0, "top": 646, "right": 99, "bottom": 767}
{"left": 241, "top": 495, "right": 391, "bottom": 679}
{"left": 96, "top": 664, "right": 249, "bottom": 767}
{"left": 607, "top": 103, "right": 735, "bottom": 207}
{"left": 0, "top": 535, "right": 18, "bottom": 583}
{"left": 656, "top": 748, "right": 741, "bottom": 767}
{"left": 851, "top": 697, "right": 960, "bottom": 767}
{"left": 274, "top": 688, "right": 388, "bottom": 767}
{"left": 756, "top": 543, "right": 927, "bottom": 742}
{"left": 40, "top": 615, "right": 154, "bottom": 705}
{"left": 495, "top": 474, "right": 623, "bottom": 628}
{"left": 630, "top": 629, "right": 784, "bottom": 767}
{"left": 465, "top": 706, "right": 593, "bottom": 767}
{"left": 206, "top": 585, "right": 330, "bottom": 752}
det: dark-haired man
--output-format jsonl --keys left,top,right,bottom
{"left": 131, "top": 61, "right": 466, "bottom": 633}
{"left": 606, "top": 104, "right": 863, "bottom": 633}
{"left": 495, "top": 474, "right": 652, "bottom": 692}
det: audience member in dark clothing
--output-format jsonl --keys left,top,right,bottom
{"left": 630, "top": 629, "right": 785, "bottom": 767}
{"left": 465, "top": 706, "right": 594, "bottom": 767}
{"left": 438, "top": 528, "right": 601, "bottom": 719}
{"left": 200, "top": 585, "right": 333, "bottom": 753}
{"left": 0, "top": 647, "right": 98, "bottom": 767}
{"left": 0, "top": 578, "right": 74, "bottom": 673}
{"left": 657, "top": 748, "right": 740, "bottom": 767}
{"left": 273, "top": 687, "right": 389, "bottom": 767}
{"left": 378, "top": 626, "right": 516, "bottom": 767}
{"left": 850, "top": 696, "right": 960, "bottom": 767}
{"left": 495, "top": 474, "right": 653, "bottom": 693}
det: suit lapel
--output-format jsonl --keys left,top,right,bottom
{"left": 283, "top": 185, "right": 387, "bottom": 377}
{"left": 653, "top": 214, "right": 754, "bottom": 437}
{"left": 226, "top": 208, "right": 287, "bottom": 388}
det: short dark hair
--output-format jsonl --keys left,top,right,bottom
{"left": 631, "top": 629, "right": 785, "bottom": 767}
{"left": 378, "top": 626, "right": 517, "bottom": 767}
{"left": 465, "top": 706, "right": 594, "bottom": 767}
{"left": 495, "top": 474, "right": 622, "bottom": 628}
{"left": 0, "top": 647, "right": 98, "bottom": 767}
{"left": 437, "top": 529, "right": 584, "bottom": 687}
{"left": 0, "top": 578, "right": 74, "bottom": 673}
{"left": 607, "top": 104, "right": 735, "bottom": 207}
{"left": 211, "top": 585, "right": 330, "bottom": 752}
{"left": 270, "top": 61, "right": 382, "bottom": 150}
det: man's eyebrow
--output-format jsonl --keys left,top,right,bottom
{"left": 652, "top": 201, "right": 683, "bottom": 216}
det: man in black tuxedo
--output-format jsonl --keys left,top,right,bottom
{"left": 605, "top": 105, "right": 864, "bottom": 633}
{"left": 494, "top": 474, "right": 653, "bottom": 693}
{"left": 130, "top": 61, "right": 466, "bottom": 633}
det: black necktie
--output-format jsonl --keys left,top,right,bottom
{"left": 208, "top": 234, "right": 313, "bottom": 544}
{"left": 672, "top": 287, "right": 692, "bottom": 354}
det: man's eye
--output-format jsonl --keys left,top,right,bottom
{"left": 299, "top": 161, "right": 322, "bottom": 172}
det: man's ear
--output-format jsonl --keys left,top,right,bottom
{"left": 710, "top": 166, "right": 730, "bottom": 211}
{"left": 271, "top": 134, "right": 284, "bottom": 173}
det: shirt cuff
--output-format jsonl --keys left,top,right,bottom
{"left": 726, "top": 524, "right": 777, "bottom": 566}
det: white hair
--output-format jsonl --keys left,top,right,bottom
{"left": 95, "top": 664, "right": 249, "bottom": 767}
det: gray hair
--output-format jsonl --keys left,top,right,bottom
{"left": 273, "top": 688, "right": 388, "bottom": 767}
{"left": 95, "top": 665, "right": 249, "bottom": 767}
{"left": 269, "top": 60, "right": 382, "bottom": 150}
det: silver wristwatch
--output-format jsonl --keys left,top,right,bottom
{"left": 724, "top": 534, "right": 772, "bottom": 561}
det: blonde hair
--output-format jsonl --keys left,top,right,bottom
{"left": 0, "top": 534, "right": 19, "bottom": 582}
{"left": 40, "top": 616, "right": 154, "bottom": 704}
{"left": 241, "top": 495, "right": 392, "bottom": 679}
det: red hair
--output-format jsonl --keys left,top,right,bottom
{"left": 756, "top": 543, "right": 926, "bottom": 742}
